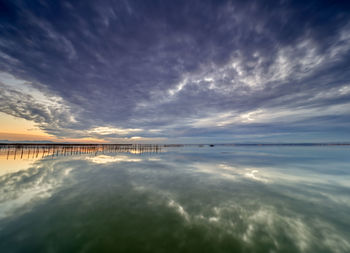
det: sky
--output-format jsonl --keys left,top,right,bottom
{"left": 0, "top": 0, "right": 350, "bottom": 144}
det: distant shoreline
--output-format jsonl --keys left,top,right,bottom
{"left": 1, "top": 143, "right": 350, "bottom": 146}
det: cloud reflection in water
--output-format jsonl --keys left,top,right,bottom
{"left": 0, "top": 146, "right": 349, "bottom": 252}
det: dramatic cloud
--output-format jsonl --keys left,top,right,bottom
{"left": 1, "top": 0, "right": 350, "bottom": 142}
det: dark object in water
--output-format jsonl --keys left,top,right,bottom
{"left": 210, "top": 144, "right": 215, "bottom": 147}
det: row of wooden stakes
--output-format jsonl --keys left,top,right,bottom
{"left": 0, "top": 144, "right": 162, "bottom": 160}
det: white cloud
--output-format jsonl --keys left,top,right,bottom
{"left": 88, "top": 126, "right": 143, "bottom": 135}
{"left": 190, "top": 101, "right": 350, "bottom": 128}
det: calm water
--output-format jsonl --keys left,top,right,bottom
{"left": 0, "top": 145, "right": 349, "bottom": 252}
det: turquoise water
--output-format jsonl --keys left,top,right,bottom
{"left": 0, "top": 146, "right": 349, "bottom": 252}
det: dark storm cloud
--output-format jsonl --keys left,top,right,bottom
{"left": 1, "top": 0, "right": 350, "bottom": 142}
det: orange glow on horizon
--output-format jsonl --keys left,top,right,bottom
{"left": 0, "top": 112, "right": 46, "bottom": 136}
{"left": 0, "top": 112, "right": 107, "bottom": 144}
{"left": 0, "top": 132, "right": 108, "bottom": 144}
{"left": 0, "top": 112, "right": 163, "bottom": 144}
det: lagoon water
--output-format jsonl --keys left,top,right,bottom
{"left": 0, "top": 145, "right": 349, "bottom": 252}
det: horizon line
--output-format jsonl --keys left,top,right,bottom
{"left": 1, "top": 142, "right": 350, "bottom": 146}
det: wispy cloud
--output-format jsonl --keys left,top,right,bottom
{"left": 1, "top": 0, "right": 350, "bottom": 142}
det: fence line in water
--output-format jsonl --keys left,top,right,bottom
{"left": 0, "top": 144, "right": 162, "bottom": 160}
